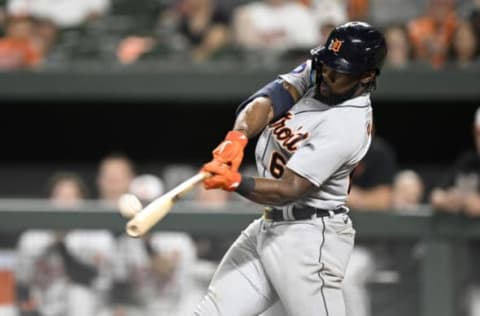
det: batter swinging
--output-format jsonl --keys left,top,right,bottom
{"left": 195, "top": 21, "right": 387, "bottom": 316}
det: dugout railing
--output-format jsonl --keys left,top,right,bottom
{"left": 0, "top": 65, "right": 478, "bottom": 102}
{"left": 0, "top": 199, "right": 476, "bottom": 316}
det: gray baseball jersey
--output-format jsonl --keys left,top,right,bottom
{"left": 255, "top": 90, "right": 373, "bottom": 212}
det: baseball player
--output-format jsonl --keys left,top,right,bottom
{"left": 194, "top": 21, "right": 387, "bottom": 316}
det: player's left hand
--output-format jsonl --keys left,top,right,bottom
{"left": 202, "top": 161, "right": 241, "bottom": 191}
{"left": 212, "top": 130, "right": 248, "bottom": 172}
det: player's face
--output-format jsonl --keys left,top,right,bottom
{"left": 319, "top": 65, "right": 362, "bottom": 97}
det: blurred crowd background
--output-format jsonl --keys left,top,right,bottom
{"left": 0, "top": 0, "right": 480, "bottom": 315}
{"left": 0, "top": 0, "right": 478, "bottom": 69}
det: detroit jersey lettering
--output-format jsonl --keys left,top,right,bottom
{"left": 255, "top": 89, "right": 372, "bottom": 212}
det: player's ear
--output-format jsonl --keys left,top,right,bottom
{"left": 359, "top": 71, "right": 375, "bottom": 85}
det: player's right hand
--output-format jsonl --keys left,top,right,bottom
{"left": 211, "top": 130, "right": 248, "bottom": 172}
{"left": 202, "top": 160, "right": 241, "bottom": 191}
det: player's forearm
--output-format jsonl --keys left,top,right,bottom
{"left": 233, "top": 97, "right": 274, "bottom": 139}
{"left": 238, "top": 177, "right": 304, "bottom": 206}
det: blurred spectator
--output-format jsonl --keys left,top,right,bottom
{"left": 117, "top": 0, "right": 231, "bottom": 64}
{"left": 15, "top": 171, "right": 88, "bottom": 316}
{"left": 306, "top": 0, "right": 347, "bottom": 43}
{"left": 96, "top": 153, "right": 135, "bottom": 204}
{"left": 16, "top": 171, "right": 116, "bottom": 316}
{"left": 0, "top": 15, "right": 41, "bottom": 70}
{"left": 369, "top": 0, "right": 426, "bottom": 28}
{"left": 347, "top": 135, "right": 397, "bottom": 210}
{"left": 142, "top": 232, "right": 211, "bottom": 316}
{"left": 7, "top": 0, "right": 110, "bottom": 29}
{"left": 451, "top": 20, "right": 479, "bottom": 68}
{"left": 30, "top": 18, "right": 56, "bottom": 61}
{"left": 231, "top": 0, "right": 318, "bottom": 57}
{"left": 116, "top": 35, "right": 155, "bottom": 65}
{"left": 392, "top": 169, "right": 425, "bottom": 211}
{"left": 100, "top": 231, "right": 213, "bottom": 316}
{"left": 0, "top": 258, "right": 16, "bottom": 316}
{"left": 0, "top": 2, "right": 6, "bottom": 33}
{"left": 96, "top": 156, "right": 210, "bottom": 316}
{"left": 46, "top": 172, "right": 89, "bottom": 207}
{"left": 384, "top": 24, "right": 412, "bottom": 69}
{"left": 106, "top": 167, "right": 212, "bottom": 316}
{"left": 94, "top": 153, "right": 143, "bottom": 315}
{"left": 0, "top": 234, "right": 17, "bottom": 316}
{"left": 161, "top": 164, "right": 197, "bottom": 199}
{"left": 429, "top": 107, "right": 480, "bottom": 316}
{"left": 194, "top": 186, "right": 230, "bottom": 209}
{"left": 346, "top": 0, "right": 368, "bottom": 21}
{"left": 175, "top": 0, "right": 232, "bottom": 62}
{"left": 56, "top": 230, "right": 116, "bottom": 316}
{"left": 16, "top": 230, "right": 65, "bottom": 316}
{"left": 6, "top": 0, "right": 111, "bottom": 65}
{"left": 471, "top": 4, "right": 480, "bottom": 43}
{"left": 430, "top": 107, "right": 480, "bottom": 216}
{"left": 407, "top": 0, "right": 459, "bottom": 68}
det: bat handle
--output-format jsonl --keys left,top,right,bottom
{"left": 170, "top": 171, "right": 211, "bottom": 201}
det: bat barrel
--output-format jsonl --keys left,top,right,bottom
{"left": 125, "top": 195, "right": 173, "bottom": 237}
{"left": 125, "top": 171, "right": 211, "bottom": 237}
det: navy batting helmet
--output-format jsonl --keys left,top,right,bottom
{"left": 311, "top": 21, "right": 387, "bottom": 75}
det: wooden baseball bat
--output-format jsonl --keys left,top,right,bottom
{"left": 126, "top": 171, "right": 210, "bottom": 237}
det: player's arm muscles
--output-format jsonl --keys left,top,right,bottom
{"left": 240, "top": 167, "right": 314, "bottom": 206}
{"left": 233, "top": 81, "right": 301, "bottom": 139}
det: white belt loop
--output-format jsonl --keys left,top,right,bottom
{"left": 328, "top": 210, "right": 335, "bottom": 218}
{"left": 283, "top": 206, "right": 294, "bottom": 221}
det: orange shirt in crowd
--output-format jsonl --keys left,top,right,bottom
{"left": 347, "top": 0, "right": 369, "bottom": 20}
{"left": 0, "top": 37, "right": 41, "bottom": 70}
{"left": 0, "top": 270, "right": 15, "bottom": 305}
{"left": 407, "top": 11, "right": 458, "bottom": 68}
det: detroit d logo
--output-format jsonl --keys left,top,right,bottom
{"left": 328, "top": 39, "right": 343, "bottom": 53}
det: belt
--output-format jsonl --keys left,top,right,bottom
{"left": 263, "top": 206, "right": 347, "bottom": 222}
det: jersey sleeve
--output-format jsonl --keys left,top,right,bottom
{"left": 279, "top": 59, "right": 315, "bottom": 97}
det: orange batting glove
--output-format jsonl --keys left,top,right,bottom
{"left": 202, "top": 161, "right": 242, "bottom": 191}
{"left": 211, "top": 130, "right": 248, "bottom": 172}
